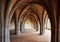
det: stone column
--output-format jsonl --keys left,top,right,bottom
{"left": 0, "top": 1, "right": 10, "bottom": 42}
{"left": 0, "top": 5, "right": 2, "bottom": 42}
{"left": 4, "top": 23, "right": 10, "bottom": 42}
{"left": 23, "top": 22, "right": 25, "bottom": 31}
{"left": 17, "top": 23, "right": 20, "bottom": 35}
{"left": 39, "top": 21, "right": 44, "bottom": 35}
{"left": 36, "top": 23, "right": 38, "bottom": 31}
{"left": 0, "top": 1, "right": 5, "bottom": 42}
{"left": 59, "top": 16, "right": 60, "bottom": 42}
{"left": 58, "top": 7, "right": 60, "bottom": 42}
{"left": 20, "top": 22, "right": 22, "bottom": 32}
{"left": 43, "top": 22, "right": 45, "bottom": 34}
{"left": 15, "top": 16, "right": 20, "bottom": 35}
{"left": 21, "top": 22, "right": 25, "bottom": 32}
{"left": 40, "top": 23, "right": 43, "bottom": 35}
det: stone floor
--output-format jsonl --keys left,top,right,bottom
{"left": 10, "top": 29, "right": 51, "bottom": 42}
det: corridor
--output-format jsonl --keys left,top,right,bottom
{"left": 10, "top": 29, "right": 51, "bottom": 42}
{"left": 0, "top": 0, "right": 59, "bottom": 42}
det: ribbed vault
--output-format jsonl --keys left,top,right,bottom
{"left": 0, "top": 0, "right": 59, "bottom": 42}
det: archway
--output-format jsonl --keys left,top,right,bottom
{"left": 0, "top": 0, "right": 57, "bottom": 42}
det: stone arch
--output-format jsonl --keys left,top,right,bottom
{"left": 8, "top": 2, "right": 50, "bottom": 36}
{"left": 0, "top": 0, "right": 58, "bottom": 42}
{"left": 19, "top": 9, "right": 39, "bottom": 24}
{"left": 18, "top": 8, "right": 41, "bottom": 32}
{"left": 9, "top": 1, "right": 49, "bottom": 24}
{"left": 3, "top": 0, "right": 56, "bottom": 42}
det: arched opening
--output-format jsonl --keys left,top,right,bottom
{"left": 42, "top": 10, "right": 51, "bottom": 42}
{"left": 44, "top": 15, "right": 51, "bottom": 42}
{"left": 21, "top": 17, "right": 37, "bottom": 33}
{"left": 20, "top": 12, "right": 40, "bottom": 34}
{"left": 10, "top": 12, "right": 16, "bottom": 35}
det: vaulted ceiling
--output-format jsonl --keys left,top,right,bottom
{"left": 7, "top": 0, "right": 57, "bottom": 25}
{"left": 1, "top": 0, "right": 58, "bottom": 26}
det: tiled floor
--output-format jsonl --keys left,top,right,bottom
{"left": 10, "top": 29, "right": 51, "bottom": 42}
